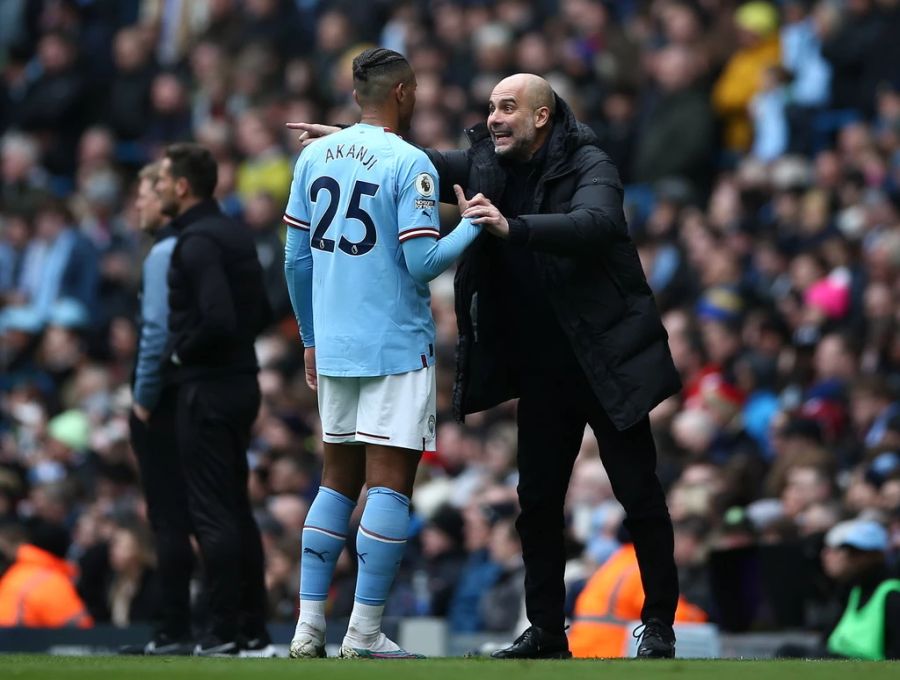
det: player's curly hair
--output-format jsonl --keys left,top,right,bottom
{"left": 351, "top": 48, "right": 413, "bottom": 103}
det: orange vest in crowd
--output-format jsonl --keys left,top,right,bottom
{"left": 0, "top": 544, "right": 93, "bottom": 628}
{"left": 568, "top": 544, "right": 707, "bottom": 658}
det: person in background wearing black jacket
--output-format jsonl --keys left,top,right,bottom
{"left": 292, "top": 73, "right": 682, "bottom": 659}
{"left": 124, "top": 161, "right": 194, "bottom": 655}
{"left": 156, "top": 143, "right": 273, "bottom": 657}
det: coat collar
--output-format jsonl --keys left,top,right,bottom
{"left": 170, "top": 199, "right": 222, "bottom": 232}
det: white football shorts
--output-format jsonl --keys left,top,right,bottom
{"left": 318, "top": 365, "right": 436, "bottom": 452}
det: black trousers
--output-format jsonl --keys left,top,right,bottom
{"left": 130, "top": 386, "right": 194, "bottom": 639}
{"left": 515, "top": 358, "right": 679, "bottom": 633}
{"left": 176, "top": 374, "right": 267, "bottom": 642}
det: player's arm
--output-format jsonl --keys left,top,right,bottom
{"left": 284, "top": 222, "right": 314, "bottom": 346}
{"left": 401, "top": 216, "right": 481, "bottom": 284}
{"left": 397, "top": 158, "right": 480, "bottom": 283}
{"left": 283, "top": 175, "right": 315, "bottom": 348}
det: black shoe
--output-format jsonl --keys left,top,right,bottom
{"left": 490, "top": 626, "right": 572, "bottom": 660}
{"left": 239, "top": 635, "right": 278, "bottom": 658}
{"left": 634, "top": 619, "right": 676, "bottom": 658}
{"left": 193, "top": 636, "right": 240, "bottom": 657}
{"left": 119, "top": 632, "right": 194, "bottom": 656}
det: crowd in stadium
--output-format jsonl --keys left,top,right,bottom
{"left": 1, "top": 0, "right": 900, "bottom": 646}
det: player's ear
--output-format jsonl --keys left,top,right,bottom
{"left": 394, "top": 81, "right": 406, "bottom": 104}
{"left": 352, "top": 89, "right": 360, "bottom": 108}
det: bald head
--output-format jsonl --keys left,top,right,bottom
{"left": 497, "top": 73, "right": 556, "bottom": 114}
{"left": 488, "top": 73, "right": 556, "bottom": 160}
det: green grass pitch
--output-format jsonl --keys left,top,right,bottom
{"left": 2, "top": 656, "right": 899, "bottom": 680}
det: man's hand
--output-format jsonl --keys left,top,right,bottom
{"left": 133, "top": 403, "right": 151, "bottom": 423}
{"left": 453, "top": 184, "right": 488, "bottom": 214}
{"left": 304, "top": 347, "right": 318, "bottom": 392}
{"left": 286, "top": 122, "right": 341, "bottom": 149}
{"left": 462, "top": 193, "right": 510, "bottom": 239}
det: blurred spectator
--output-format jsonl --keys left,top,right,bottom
{"left": 417, "top": 504, "right": 467, "bottom": 617}
{"left": 568, "top": 539, "right": 708, "bottom": 658}
{"left": 0, "top": 132, "right": 49, "bottom": 215}
{"left": 781, "top": 0, "right": 831, "bottom": 153}
{"left": 104, "top": 26, "right": 156, "bottom": 143}
{"left": 782, "top": 0, "right": 831, "bottom": 109}
{"left": 141, "top": 73, "right": 193, "bottom": 155}
{"left": 243, "top": 190, "right": 291, "bottom": 319}
{"left": 820, "top": 0, "right": 881, "bottom": 115}
{"left": 235, "top": 111, "right": 292, "bottom": 206}
{"left": 264, "top": 536, "right": 300, "bottom": 623}
{"left": 712, "top": 2, "right": 782, "bottom": 153}
{"left": 851, "top": 376, "right": 900, "bottom": 450}
{"left": 751, "top": 65, "right": 791, "bottom": 162}
{"left": 633, "top": 45, "right": 715, "bottom": 195}
{"left": 447, "top": 502, "right": 508, "bottom": 632}
{"left": 1, "top": 199, "right": 98, "bottom": 330}
{"left": 0, "top": 518, "right": 93, "bottom": 628}
{"left": 15, "top": 30, "right": 87, "bottom": 176}
{"left": 781, "top": 518, "right": 900, "bottom": 659}
{"left": 479, "top": 519, "right": 525, "bottom": 632}
{"left": 78, "top": 521, "right": 161, "bottom": 627}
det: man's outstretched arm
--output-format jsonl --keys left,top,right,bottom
{"left": 287, "top": 122, "right": 472, "bottom": 205}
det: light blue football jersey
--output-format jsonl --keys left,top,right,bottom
{"left": 284, "top": 123, "right": 443, "bottom": 377}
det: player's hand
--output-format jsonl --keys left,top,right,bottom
{"left": 304, "top": 347, "right": 318, "bottom": 392}
{"left": 132, "top": 403, "right": 151, "bottom": 423}
{"left": 286, "top": 122, "right": 340, "bottom": 149}
{"left": 462, "top": 198, "right": 510, "bottom": 239}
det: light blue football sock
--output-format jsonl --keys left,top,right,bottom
{"left": 299, "top": 486, "right": 355, "bottom": 601}
{"left": 354, "top": 487, "right": 410, "bottom": 606}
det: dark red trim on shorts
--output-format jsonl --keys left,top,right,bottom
{"left": 357, "top": 431, "right": 390, "bottom": 440}
{"left": 420, "top": 354, "right": 427, "bottom": 368}
{"left": 325, "top": 431, "right": 355, "bottom": 437}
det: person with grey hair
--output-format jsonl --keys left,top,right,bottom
{"left": 0, "top": 132, "right": 48, "bottom": 215}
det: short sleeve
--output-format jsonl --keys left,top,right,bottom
{"left": 283, "top": 155, "right": 310, "bottom": 232}
{"left": 397, "top": 151, "right": 441, "bottom": 243}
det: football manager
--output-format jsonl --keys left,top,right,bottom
{"left": 292, "top": 73, "right": 682, "bottom": 659}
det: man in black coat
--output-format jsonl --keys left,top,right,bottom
{"left": 441, "top": 74, "right": 681, "bottom": 659}
{"left": 156, "top": 143, "right": 273, "bottom": 657}
{"left": 292, "top": 73, "right": 681, "bottom": 658}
